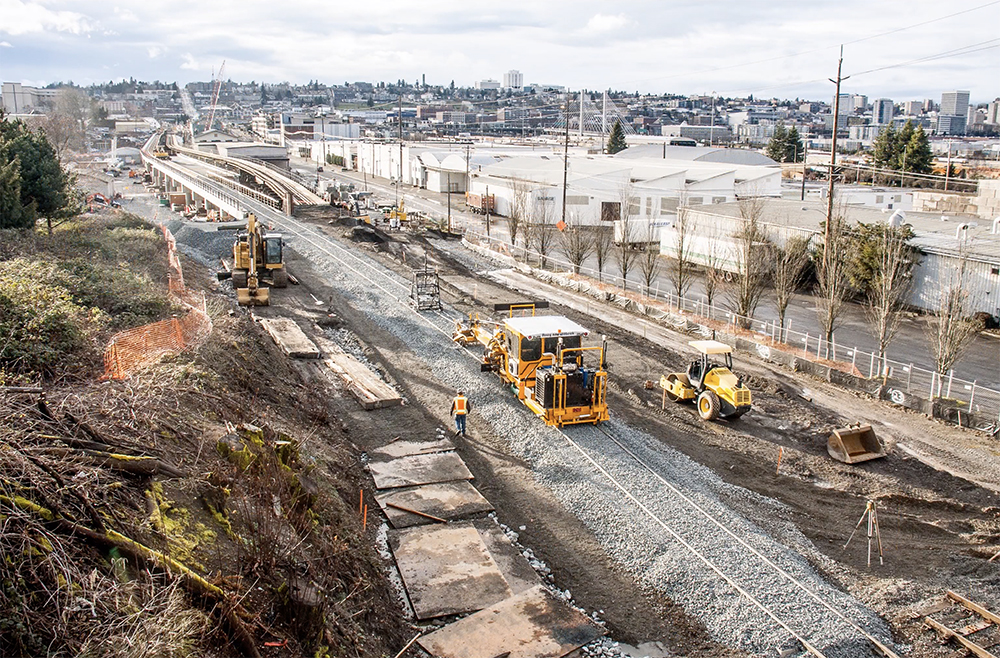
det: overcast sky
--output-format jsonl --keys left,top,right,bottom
{"left": 1, "top": 0, "right": 998, "bottom": 103}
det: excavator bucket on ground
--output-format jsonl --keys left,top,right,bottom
{"left": 236, "top": 285, "right": 269, "bottom": 307}
{"left": 827, "top": 424, "right": 886, "bottom": 464}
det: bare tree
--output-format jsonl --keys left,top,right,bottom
{"left": 613, "top": 180, "right": 639, "bottom": 290}
{"left": 865, "top": 224, "right": 916, "bottom": 368}
{"left": 701, "top": 221, "right": 726, "bottom": 311}
{"left": 638, "top": 220, "right": 662, "bottom": 296}
{"left": 559, "top": 212, "right": 595, "bottom": 274}
{"left": 45, "top": 88, "right": 89, "bottom": 159}
{"left": 529, "top": 198, "right": 556, "bottom": 269}
{"left": 926, "top": 249, "right": 983, "bottom": 381}
{"left": 726, "top": 195, "right": 771, "bottom": 329}
{"left": 665, "top": 205, "right": 696, "bottom": 302}
{"left": 815, "top": 204, "right": 853, "bottom": 344}
{"left": 772, "top": 233, "right": 811, "bottom": 337}
{"left": 508, "top": 176, "right": 531, "bottom": 247}
{"left": 593, "top": 224, "right": 614, "bottom": 283}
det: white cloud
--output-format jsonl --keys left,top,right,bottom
{"left": 0, "top": 41, "right": 12, "bottom": 47}
{"left": 179, "top": 53, "right": 201, "bottom": 71}
{"left": 113, "top": 6, "right": 137, "bottom": 21}
{"left": 147, "top": 46, "right": 165, "bottom": 59}
{"left": 583, "top": 13, "right": 630, "bottom": 34}
{"left": 0, "top": 1, "right": 96, "bottom": 36}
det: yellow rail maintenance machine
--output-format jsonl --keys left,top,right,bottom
{"left": 453, "top": 302, "right": 609, "bottom": 428}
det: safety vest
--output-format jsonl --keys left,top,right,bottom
{"left": 454, "top": 396, "right": 468, "bottom": 415}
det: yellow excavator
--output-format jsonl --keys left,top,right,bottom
{"left": 224, "top": 213, "right": 287, "bottom": 306}
{"left": 660, "top": 340, "right": 752, "bottom": 420}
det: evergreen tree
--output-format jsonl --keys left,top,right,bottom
{"left": 904, "top": 124, "right": 932, "bottom": 174}
{"left": 894, "top": 121, "right": 915, "bottom": 170}
{"left": 765, "top": 123, "right": 789, "bottom": 162}
{"left": 0, "top": 149, "right": 28, "bottom": 229}
{"left": 0, "top": 111, "right": 71, "bottom": 227}
{"left": 607, "top": 119, "right": 628, "bottom": 154}
{"left": 872, "top": 124, "right": 897, "bottom": 169}
{"left": 786, "top": 126, "right": 804, "bottom": 162}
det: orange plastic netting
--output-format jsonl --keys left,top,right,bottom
{"left": 102, "top": 226, "right": 213, "bottom": 380}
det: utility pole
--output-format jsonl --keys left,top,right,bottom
{"left": 562, "top": 91, "right": 571, "bottom": 226}
{"left": 579, "top": 89, "right": 585, "bottom": 141}
{"left": 447, "top": 171, "right": 452, "bottom": 233}
{"left": 602, "top": 91, "right": 608, "bottom": 153}
{"left": 710, "top": 91, "right": 716, "bottom": 147}
{"left": 396, "top": 93, "right": 403, "bottom": 209}
{"left": 825, "top": 45, "right": 849, "bottom": 276}
{"left": 945, "top": 140, "right": 952, "bottom": 191}
{"left": 801, "top": 142, "right": 808, "bottom": 201}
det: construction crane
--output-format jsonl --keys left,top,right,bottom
{"left": 206, "top": 59, "right": 226, "bottom": 132}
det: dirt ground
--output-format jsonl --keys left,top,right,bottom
{"left": 168, "top": 197, "right": 1000, "bottom": 657}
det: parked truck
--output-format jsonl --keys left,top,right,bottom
{"left": 465, "top": 192, "right": 495, "bottom": 215}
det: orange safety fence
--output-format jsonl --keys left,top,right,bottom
{"left": 102, "top": 226, "right": 213, "bottom": 380}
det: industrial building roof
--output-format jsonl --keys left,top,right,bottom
{"left": 690, "top": 198, "right": 1000, "bottom": 262}
{"left": 614, "top": 144, "right": 778, "bottom": 166}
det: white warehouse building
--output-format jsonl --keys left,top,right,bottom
{"left": 662, "top": 198, "right": 1000, "bottom": 317}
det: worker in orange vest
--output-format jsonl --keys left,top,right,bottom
{"left": 450, "top": 391, "right": 471, "bottom": 436}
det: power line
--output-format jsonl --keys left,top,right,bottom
{"left": 849, "top": 37, "right": 1000, "bottom": 77}
{"left": 621, "top": 0, "right": 1000, "bottom": 88}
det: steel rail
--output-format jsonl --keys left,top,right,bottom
{"left": 581, "top": 423, "right": 900, "bottom": 658}
{"left": 153, "top": 153, "right": 897, "bottom": 656}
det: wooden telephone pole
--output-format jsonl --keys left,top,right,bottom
{"left": 824, "top": 46, "right": 849, "bottom": 276}
{"left": 562, "top": 91, "right": 571, "bottom": 225}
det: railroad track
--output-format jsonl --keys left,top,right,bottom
{"left": 922, "top": 591, "right": 1000, "bottom": 657}
{"left": 187, "top": 175, "right": 903, "bottom": 657}
{"left": 263, "top": 212, "right": 902, "bottom": 657}
{"left": 561, "top": 421, "right": 900, "bottom": 658}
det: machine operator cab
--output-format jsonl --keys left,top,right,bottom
{"left": 661, "top": 340, "right": 752, "bottom": 421}
{"left": 453, "top": 301, "right": 609, "bottom": 427}
{"left": 498, "top": 312, "right": 609, "bottom": 427}
{"left": 262, "top": 233, "right": 283, "bottom": 268}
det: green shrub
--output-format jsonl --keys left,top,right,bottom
{"left": 0, "top": 258, "right": 102, "bottom": 376}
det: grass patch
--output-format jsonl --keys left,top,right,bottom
{"left": 0, "top": 213, "right": 175, "bottom": 381}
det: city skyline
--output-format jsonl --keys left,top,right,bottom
{"left": 0, "top": 1, "right": 998, "bottom": 102}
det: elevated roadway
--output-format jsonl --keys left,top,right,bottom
{"left": 140, "top": 132, "right": 325, "bottom": 221}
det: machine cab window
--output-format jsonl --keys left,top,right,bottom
{"left": 263, "top": 235, "right": 283, "bottom": 265}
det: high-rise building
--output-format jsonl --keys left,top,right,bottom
{"left": 851, "top": 94, "right": 868, "bottom": 111}
{"left": 940, "top": 90, "right": 970, "bottom": 117}
{"left": 903, "top": 100, "right": 923, "bottom": 116}
{"left": 923, "top": 99, "right": 935, "bottom": 112}
{"left": 936, "top": 115, "right": 967, "bottom": 136}
{"left": 873, "top": 98, "right": 894, "bottom": 125}
{"left": 833, "top": 93, "right": 851, "bottom": 110}
{"left": 502, "top": 70, "right": 523, "bottom": 90}
{"left": 987, "top": 99, "right": 1000, "bottom": 125}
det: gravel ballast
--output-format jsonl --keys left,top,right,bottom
{"left": 202, "top": 210, "right": 901, "bottom": 657}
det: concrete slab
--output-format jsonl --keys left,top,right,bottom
{"left": 370, "top": 437, "right": 456, "bottom": 461}
{"left": 375, "top": 481, "right": 493, "bottom": 528}
{"left": 418, "top": 585, "right": 604, "bottom": 658}
{"left": 390, "top": 523, "right": 512, "bottom": 620}
{"left": 473, "top": 518, "right": 541, "bottom": 595}
{"left": 369, "top": 452, "right": 473, "bottom": 490}
{"left": 257, "top": 317, "right": 320, "bottom": 359}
